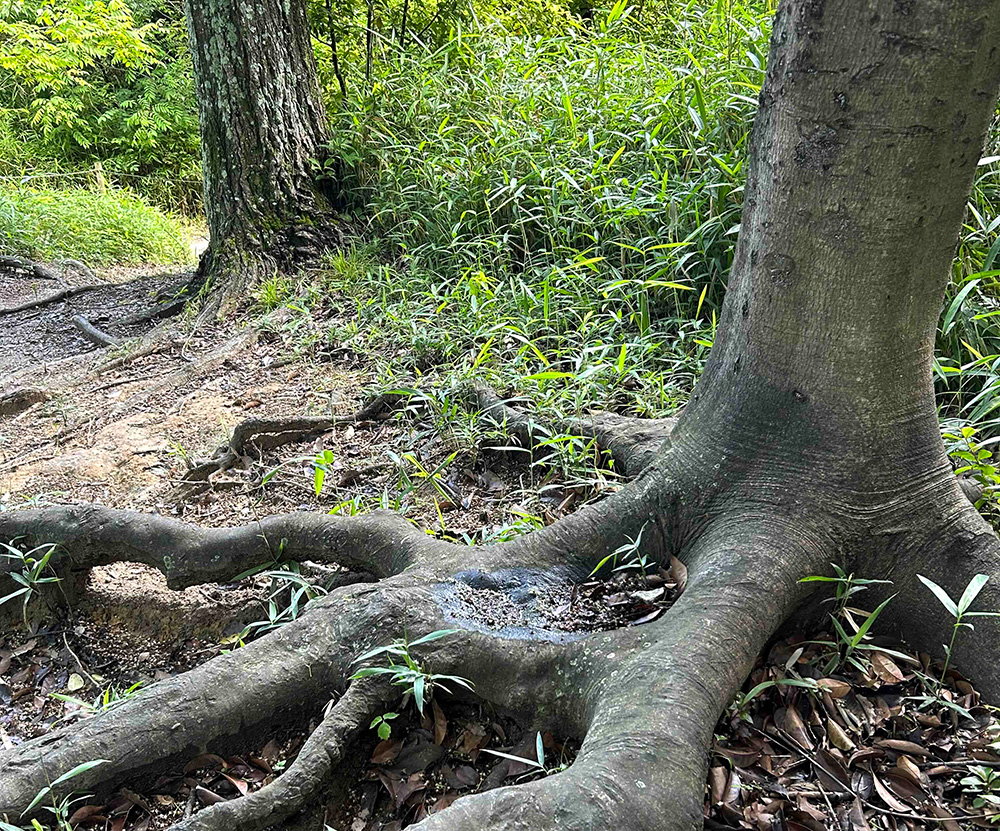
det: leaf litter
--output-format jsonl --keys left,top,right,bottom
{"left": 706, "top": 627, "right": 1000, "bottom": 830}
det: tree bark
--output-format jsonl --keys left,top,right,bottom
{"left": 4, "top": 1, "right": 1000, "bottom": 830}
{"left": 665, "top": 0, "right": 1000, "bottom": 692}
{"left": 184, "top": 0, "right": 333, "bottom": 297}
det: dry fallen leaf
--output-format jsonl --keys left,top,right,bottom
{"left": 432, "top": 699, "right": 448, "bottom": 746}
{"left": 783, "top": 702, "right": 815, "bottom": 750}
{"left": 875, "top": 739, "right": 930, "bottom": 757}
{"left": 871, "top": 652, "right": 905, "bottom": 684}
{"left": 828, "top": 718, "right": 856, "bottom": 752}
{"left": 817, "top": 678, "right": 852, "bottom": 698}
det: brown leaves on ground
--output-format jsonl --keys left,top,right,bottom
{"left": 328, "top": 700, "right": 576, "bottom": 831}
{"left": 707, "top": 630, "right": 1000, "bottom": 830}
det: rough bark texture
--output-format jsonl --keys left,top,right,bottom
{"left": 3, "top": 1, "right": 1000, "bottom": 830}
{"left": 184, "top": 0, "right": 333, "bottom": 294}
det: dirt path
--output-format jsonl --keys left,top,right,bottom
{"left": 0, "top": 262, "right": 537, "bottom": 653}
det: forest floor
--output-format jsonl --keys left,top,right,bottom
{"left": 3, "top": 265, "right": 1000, "bottom": 831}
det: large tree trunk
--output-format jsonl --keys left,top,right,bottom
{"left": 3, "top": 1, "right": 1000, "bottom": 829}
{"left": 184, "top": 0, "right": 334, "bottom": 300}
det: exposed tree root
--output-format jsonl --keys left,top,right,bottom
{"left": 0, "top": 504, "right": 442, "bottom": 588}
{"left": 180, "top": 393, "right": 404, "bottom": 487}
{"left": 0, "top": 283, "right": 104, "bottom": 317}
{"left": 71, "top": 314, "right": 120, "bottom": 348}
{"left": 465, "top": 384, "right": 678, "bottom": 477}
{"left": 0, "top": 255, "right": 65, "bottom": 284}
{"left": 0, "top": 386, "right": 49, "bottom": 417}
{"left": 0, "top": 435, "right": 997, "bottom": 830}
{"left": 167, "top": 681, "right": 391, "bottom": 831}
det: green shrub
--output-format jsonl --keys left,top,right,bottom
{"left": 0, "top": 184, "right": 193, "bottom": 265}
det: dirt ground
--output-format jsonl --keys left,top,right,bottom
{"left": 4, "top": 265, "right": 997, "bottom": 831}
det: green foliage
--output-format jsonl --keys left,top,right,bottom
{"left": 222, "top": 561, "right": 331, "bottom": 649}
{"left": 961, "top": 764, "right": 1000, "bottom": 822}
{"left": 799, "top": 565, "right": 904, "bottom": 675}
{"left": 370, "top": 711, "right": 400, "bottom": 740}
{"left": 350, "top": 629, "right": 474, "bottom": 715}
{"left": 0, "top": 183, "right": 191, "bottom": 264}
{"left": 0, "top": 0, "right": 200, "bottom": 188}
{"left": 917, "top": 572, "right": 1000, "bottom": 687}
{"left": 0, "top": 759, "right": 108, "bottom": 831}
{"left": 0, "top": 541, "right": 61, "bottom": 626}
{"left": 798, "top": 563, "right": 892, "bottom": 619}
{"left": 589, "top": 522, "right": 648, "bottom": 577}
{"left": 328, "top": 8, "right": 765, "bottom": 326}
{"left": 943, "top": 424, "right": 1000, "bottom": 513}
{"left": 50, "top": 681, "right": 145, "bottom": 716}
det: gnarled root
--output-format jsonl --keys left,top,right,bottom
{"left": 0, "top": 498, "right": 827, "bottom": 831}
{"left": 164, "top": 681, "right": 392, "bottom": 831}
{"left": 0, "top": 504, "right": 444, "bottom": 588}
{"left": 464, "top": 384, "right": 678, "bottom": 477}
{"left": 180, "top": 393, "right": 405, "bottom": 487}
{"left": 3, "top": 440, "right": 1000, "bottom": 830}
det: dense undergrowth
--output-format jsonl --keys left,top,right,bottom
{"left": 266, "top": 4, "right": 1000, "bottom": 514}
{"left": 0, "top": 184, "right": 192, "bottom": 265}
{"left": 4, "top": 0, "right": 1000, "bottom": 504}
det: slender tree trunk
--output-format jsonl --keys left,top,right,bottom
{"left": 399, "top": 0, "right": 409, "bottom": 48}
{"left": 365, "top": 0, "right": 375, "bottom": 83}
{"left": 326, "top": 0, "right": 348, "bottom": 100}
{"left": 184, "top": 0, "right": 334, "bottom": 299}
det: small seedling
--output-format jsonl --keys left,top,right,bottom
{"left": 350, "top": 630, "right": 473, "bottom": 715}
{"left": 590, "top": 523, "right": 649, "bottom": 578}
{"left": 370, "top": 712, "right": 400, "bottom": 740}
{"left": 799, "top": 563, "right": 892, "bottom": 618}
{"left": 961, "top": 764, "right": 1000, "bottom": 821}
{"left": 918, "top": 572, "right": 1000, "bottom": 686}
{"left": 50, "top": 681, "right": 145, "bottom": 717}
{"left": 799, "top": 565, "right": 902, "bottom": 673}
{"left": 222, "top": 560, "right": 329, "bottom": 649}
{"left": 1, "top": 542, "right": 61, "bottom": 626}
{"left": 0, "top": 759, "right": 109, "bottom": 831}
{"left": 481, "top": 731, "right": 570, "bottom": 781}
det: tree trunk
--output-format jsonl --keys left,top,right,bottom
{"left": 184, "top": 0, "right": 334, "bottom": 299}
{"left": 3, "top": 1, "right": 1000, "bottom": 829}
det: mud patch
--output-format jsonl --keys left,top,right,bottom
{"left": 435, "top": 566, "right": 682, "bottom": 641}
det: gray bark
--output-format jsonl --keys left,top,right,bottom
{"left": 4, "top": 2, "right": 1000, "bottom": 830}
{"left": 184, "top": 0, "right": 331, "bottom": 289}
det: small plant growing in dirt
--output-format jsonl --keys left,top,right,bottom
{"left": 481, "top": 732, "right": 571, "bottom": 781}
{"left": 50, "top": 681, "right": 145, "bottom": 717}
{"left": 960, "top": 764, "right": 1000, "bottom": 822}
{"left": 351, "top": 629, "right": 473, "bottom": 715}
{"left": 222, "top": 563, "right": 330, "bottom": 649}
{"left": 943, "top": 424, "right": 1000, "bottom": 511}
{"left": 798, "top": 563, "right": 893, "bottom": 618}
{"left": 0, "top": 542, "right": 61, "bottom": 626}
{"left": 728, "top": 671, "right": 820, "bottom": 722}
{"left": 0, "top": 759, "right": 108, "bottom": 831}
{"left": 800, "top": 565, "right": 900, "bottom": 674}
{"left": 369, "top": 711, "right": 401, "bottom": 741}
{"left": 589, "top": 523, "right": 649, "bottom": 579}
{"left": 918, "top": 572, "right": 1000, "bottom": 686}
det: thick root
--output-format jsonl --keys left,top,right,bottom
{"left": 0, "top": 581, "right": 411, "bottom": 814}
{"left": 71, "top": 314, "right": 120, "bottom": 348}
{"left": 466, "top": 384, "right": 678, "bottom": 478}
{"left": 165, "top": 682, "right": 391, "bottom": 831}
{"left": 0, "top": 504, "right": 444, "bottom": 588}
{"left": 871, "top": 488, "right": 1000, "bottom": 701}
